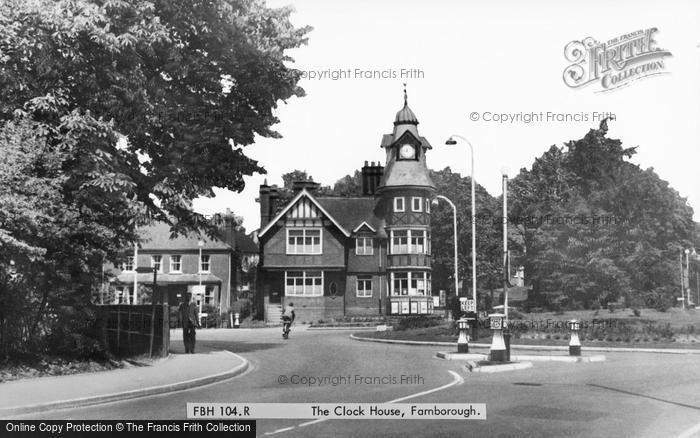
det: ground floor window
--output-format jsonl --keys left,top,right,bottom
{"left": 356, "top": 275, "right": 373, "bottom": 297}
{"left": 390, "top": 272, "right": 431, "bottom": 296}
{"left": 285, "top": 271, "right": 324, "bottom": 296}
{"left": 204, "top": 285, "right": 215, "bottom": 305}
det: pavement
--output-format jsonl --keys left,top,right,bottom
{"left": 0, "top": 330, "right": 248, "bottom": 418}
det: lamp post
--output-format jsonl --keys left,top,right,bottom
{"left": 133, "top": 243, "right": 139, "bottom": 304}
{"left": 500, "top": 167, "right": 511, "bottom": 361}
{"left": 198, "top": 240, "right": 205, "bottom": 325}
{"left": 444, "top": 135, "right": 477, "bottom": 315}
{"left": 500, "top": 167, "right": 509, "bottom": 320}
{"left": 680, "top": 250, "right": 685, "bottom": 310}
{"left": 198, "top": 240, "right": 205, "bottom": 286}
{"left": 685, "top": 249, "right": 691, "bottom": 306}
{"left": 433, "top": 195, "right": 458, "bottom": 314}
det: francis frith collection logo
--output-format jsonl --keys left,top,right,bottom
{"left": 563, "top": 28, "right": 672, "bottom": 92}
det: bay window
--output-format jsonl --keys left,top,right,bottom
{"left": 390, "top": 272, "right": 432, "bottom": 296}
{"left": 390, "top": 229, "right": 430, "bottom": 254}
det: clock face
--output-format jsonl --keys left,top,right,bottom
{"left": 399, "top": 144, "right": 415, "bottom": 159}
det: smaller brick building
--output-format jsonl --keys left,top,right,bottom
{"left": 103, "top": 221, "right": 236, "bottom": 318}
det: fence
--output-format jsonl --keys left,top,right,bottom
{"left": 98, "top": 304, "right": 170, "bottom": 358}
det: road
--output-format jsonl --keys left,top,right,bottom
{"left": 19, "top": 326, "right": 700, "bottom": 437}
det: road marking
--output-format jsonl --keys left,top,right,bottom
{"left": 678, "top": 421, "right": 700, "bottom": 438}
{"left": 587, "top": 384, "right": 700, "bottom": 411}
{"left": 264, "top": 370, "right": 464, "bottom": 436}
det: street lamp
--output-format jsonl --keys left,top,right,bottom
{"left": 500, "top": 166, "right": 509, "bottom": 321}
{"left": 432, "top": 195, "right": 458, "bottom": 313}
{"left": 197, "top": 239, "right": 205, "bottom": 325}
{"left": 500, "top": 166, "right": 511, "bottom": 361}
{"left": 685, "top": 248, "right": 691, "bottom": 306}
{"left": 198, "top": 240, "right": 205, "bottom": 286}
{"left": 444, "top": 135, "right": 477, "bottom": 312}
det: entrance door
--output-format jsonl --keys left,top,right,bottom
{"left": 270, "top": 291, "right": 281, "bottom": 304}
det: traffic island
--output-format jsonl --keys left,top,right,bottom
{"left": 435, "top": 351, "right": 488, "bottom": 361}
{"left": 511, "top": 354, "right": 606, "bottom": 363}
{"left": 464, "top": 360, "right": 533, "bottom": 373}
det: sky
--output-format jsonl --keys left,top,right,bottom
{"left": 193, "top": 0, "right": 700, "bottom": 232}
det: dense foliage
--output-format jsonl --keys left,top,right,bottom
{"left": 0, "top": 0, "right": 310, "bottom": 358}
{"left": 509, "top": 121, "right": 698, "bottom": 310}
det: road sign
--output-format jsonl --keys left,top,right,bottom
{"left": 466, "top": 299, "right": 476, "bottom": 312}
{"left": 191, "top": 285, "right": 206, "bottom": 295}
{"left": 460, "top": 298, "right": 475, "bottom": 312}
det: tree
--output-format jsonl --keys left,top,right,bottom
{"left": 0, "top": 0, "right": 311, "bottom": 234}
{"left": 0, "top": 0, "right": 310, "bottom": 357}
{"left": 429, "top": 168, "right": 502, "bottom": 302}
{"left": 509, "top": 121, "right": 698, "bottom": 309}
{"left": 331, "top": 171, "right": 362, "bottom": 196}
{"left": 281, "top": 170, "right": 314, "bottom": 191}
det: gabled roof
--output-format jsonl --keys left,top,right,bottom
{"left": 380, "top": 131, "right": 432, "bottom": 149}
{"left": 258, "top": 189, "right": 352, "bottom": 238}
{"left": 235, "top": 231, "right": 258, "bottom": 254}
{"left": 353, "top": 221, "right": 376, "bottom": 233}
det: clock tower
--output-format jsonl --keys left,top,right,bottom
{"left": 377, "top": 89, "right": 436, "bottom": 315}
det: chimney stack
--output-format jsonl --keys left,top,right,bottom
{"left": 259, "top": 183, "right": 271, "bottom": 228}
{"left": 259, "top": 183, "right": 281, "bottom": 228}
{"left": 361, "top": 161, "right": 384, "bottom": 196}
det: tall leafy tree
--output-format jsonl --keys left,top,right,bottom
{"left": 509, "top": 121, "right": 697, "bottom": 309}
{"left": 0, "top": 0, "right": 310, "bottom": 356}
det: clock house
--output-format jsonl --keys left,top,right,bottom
{"left": 257, "top": 91, "right": 437, "bottom": 323}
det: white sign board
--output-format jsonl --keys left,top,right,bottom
{"left": 191, "top": 285, "right": 206, "bottom": 295}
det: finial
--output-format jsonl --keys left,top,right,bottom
{"left": 403, "top": 83, "right": 407, "bottom": 106}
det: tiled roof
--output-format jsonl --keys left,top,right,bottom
{"left": 137, "top": 222, "right": 232, "bottom": 251}
{"left": 236, "top": 231, "right": 259, "bottom": 253}
{"left": 380, "top": 159, "right": 436, "bottom": 189}
{"left": 315, "top": 197, "right": 385, "bottom": 237}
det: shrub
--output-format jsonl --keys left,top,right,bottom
{"left": 201, "top": 304, "right": 221, "bottom": 328}
{"left": 632, "top": 308, "right": 641, "bottom": 317}
{"left": 509, "top": 309, "right": 524, "bottom": 319}
{"left": 230, "top": 299, "right": 251, "bottom": 320}
{"left": 394, "top": 316, "right": 443, "bottom": 331}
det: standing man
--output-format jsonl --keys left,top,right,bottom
{"left": 179, "top": 292, "right": 200, "bottom": 353}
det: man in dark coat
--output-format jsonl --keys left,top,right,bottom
{"left": 179, "top": 292, "right": 200, "bottom": 353}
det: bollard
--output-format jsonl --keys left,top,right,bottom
{"left": 568, "top": 319, "right": 581, "bottom": 356}
{"left": 489, "top": 313, "right": 507, "bottom": 362}
{"left": 234, "top": 312, "right": 240, "bottom": 329}
{"left": 457, "top": 317, "right": 469, "bottom": 353}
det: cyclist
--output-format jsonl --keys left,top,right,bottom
{"left": 281, "top": 302, "right": 295, "bottom": 339}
